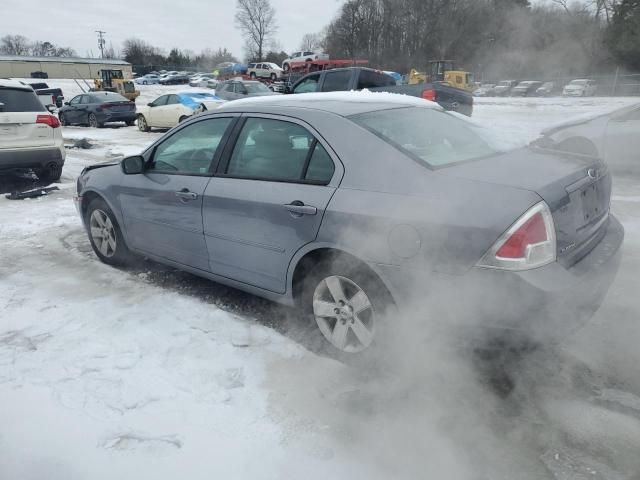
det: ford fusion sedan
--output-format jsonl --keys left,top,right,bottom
{"left": 136, "top": 92, "right": 225, "bottom": 131}
{"left": 58, "top": 92, "right": 136, "bottom": 128}
{"left": 75, "top": 92, "right": 623, "bottom": 356}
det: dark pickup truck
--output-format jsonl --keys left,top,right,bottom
{"left": 29, "top": 82, "right": 64, "bottom": 108}
{"left": 286, "top": 67, "right": 473, "bottom": 116}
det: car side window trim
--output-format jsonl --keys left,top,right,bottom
{"left": 143, "top": 115, "right": 240, "bottom": 177}
{"left": 214, "top": 113, "right": 342, "bottom": 186}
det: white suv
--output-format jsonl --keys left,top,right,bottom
{"left": 282, "top": 51, "right": 329, "bottom": 72}
{"left": 247, "top": 62, "right": 284, "bottom": 80}
{"left": 0, "top": 79, "right": 65, "bottom": 182}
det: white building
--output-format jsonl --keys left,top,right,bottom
{"left": 0, "top": 55, "right": 133, "bottom": 79}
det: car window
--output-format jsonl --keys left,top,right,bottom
{"left": 321, "top": 70, "right": 352, "bottom": 92}
{"left": 166, "top": 95, "right": 179, "bottom": 105}
{"left": 304, "top": 51, "right": 314, "bottom": 56}
{"left": 80, "top": 95, "right": 94, "bottom": 104}
{"left": 294, "top": 74, "right": 321, "bottom": 94}
{"left": 0, "top": 88, "right": 45, "bottom": 112}
{"left": 151, "top": 95, "right": 168, "bottom": 107}
{"left": 69, "top": 95, "right": 82, "bottom": 106}
{"left": 226, "top": 118, "right": 322, "bottom": 182}
{"left": 357, "top": 70, "right": 395, "bottom": 89}
{"left": 149, "top": 118, "right": 233, "bottom": 175}
{"left": 305, "top": 143, "right": 335, "bottom": 183}
{"left": 248, "top": 63, "right": 256, "bottom": 69}
{"left": 351, "top": 107, "right": 498, "bottom": 168}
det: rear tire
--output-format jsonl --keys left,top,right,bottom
{"left": 36, "top": 162, "right": 62, "bottom": 184}
{"left": 283, "top": 63, "right": 290, "bottom": 73}
{"left": 85, "top": 198, "right": 131, "bottom": 266}
{"left": 88, "top": 113, "right": 102, "bottom": 128}
{"left": 250, "top": 72, "right": 256, "bottom": 79}
{"left": 178, "top": 115, "right": 188, "bottom": 123}
{"left": 299, "top": 258, "right": 394, "bottom": 361}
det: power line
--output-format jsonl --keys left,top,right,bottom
{"left": 95, "top": 30, "right": 106, "bottom": 58}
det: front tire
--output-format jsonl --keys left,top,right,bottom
{"left": 85, "top": 198, "right": 131, "bottom": 266}
{"left": 249, "top": 72, "right": 256, "bottom": 79}
{"left": 270, "top": 73, "right": 277, "bottom": 81}
{"left": 137, "top": 115, "right": 150, "bottom": 132}
{"left": 299, "top": 259, "right": 393, "bottom": 358}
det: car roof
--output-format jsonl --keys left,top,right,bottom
{"left": 0, "top": 78, "right": 33, "bottom": 90}
{"left": 217, "top": 91, "right": 442, "bottom": 117}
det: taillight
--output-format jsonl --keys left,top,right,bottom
{"left": 422, "top": 88, "right": 436, "bottom": 102}
{"left": 36, "top": 114, "right": 60, "bottom": 128}
{"left": 477, "top": 202, "right": 556, "bottom": 271}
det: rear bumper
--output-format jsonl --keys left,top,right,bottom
{"left": 0, "top": 147, "right": 65, "bottom": 172}
{"left": 98, "top": 112, "right": 137, "bottom": 123}
{"left": 376, "top": 214, "right": 624, "bottom": 345}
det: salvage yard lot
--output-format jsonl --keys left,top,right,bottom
{"left": 1, "top": 85, "right": 640, "bottom": 479}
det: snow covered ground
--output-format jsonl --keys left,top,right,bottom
{"left": 1, "top": 83, "right": 640, "bottom": 479}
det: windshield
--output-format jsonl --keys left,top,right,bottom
{"left": 244, "top": 82, "right": 270, "bottom": 93}
{"left": 95, "top": 92, "right": 129, "bottom": 102}
{"left": 570, "top": 79, "right": 588, "bottom": 85}
{"left": 351, "top": 107, "right": 498, "bottom": 168}
{"left": 183, "top": 93, "right": 217, "bottom": 101}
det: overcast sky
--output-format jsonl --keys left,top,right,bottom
{"left": 1, "top": 0, "right": 343, "bottom": 59}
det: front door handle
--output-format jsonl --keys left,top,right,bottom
{"left": 175, "top": 189, "right": 198, "bottom": 201}
{"left": 284, "top": 201, "right": 317, "bottom": 217}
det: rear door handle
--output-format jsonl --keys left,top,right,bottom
{"left": 175, "top": 189, "right": 198, "bottom": 201}
{"left": 284, "top": 201, "right": 317, "bottom": 216}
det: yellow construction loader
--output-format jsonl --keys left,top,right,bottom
{"left": 93, "top": 70, "right": 140, "bottom": 102}
{"left": 408, "top": 60, "right": 474, "bottom": 92}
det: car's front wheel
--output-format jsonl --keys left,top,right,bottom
{"left": 300, "top": 260, "right": 392, "bottom": 357}
{"left": 249, "top": 72, "right": 256, "bottom": 79}
{"left": 270, "top": 73, "right": 277, "bottom": 81}
{"left": 85, "top": 198, "right": 131, "bottom": 266}
{"left": 59, "top": 113, "right": 68, "bottom": 126}
{"left": 137, "top": 115, "right": 150, "bottom": 132}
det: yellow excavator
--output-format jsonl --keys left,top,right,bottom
{"left": 93, "top": 70, "right": 140, "bottom": 102}
{"left": 408, "top": 60, "right": 474, "bottom": 92}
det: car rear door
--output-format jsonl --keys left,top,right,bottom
{"left": 202, "top": 114, "right": 342, "bottom": 293}
{"left": 0, "top": 86, "right": 54, "bottom": 149}
{"left": 120, "top": 116, "right": 237, "bottom": 270}
{"left": 163, "top": 94, "right": 182, "bottom": 127}
{"left": 146, "top": 95, "right": 168, "bottom": 127}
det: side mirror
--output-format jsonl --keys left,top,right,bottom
{"left": 63, "top": 101, "right": 70, "bottom": 106}
{"left": 121, "top": 155, "right": 145, "bottom": 175}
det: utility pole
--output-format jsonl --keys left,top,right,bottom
{"left": 95, "top": 30, "right": 106, "bottom": 58}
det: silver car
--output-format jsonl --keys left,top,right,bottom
{"left": 75, "top": 92, "right": 623, "bottom": 355}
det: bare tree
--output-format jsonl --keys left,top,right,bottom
{"left": 235, "top": 0, "right": 278, "bottom": 61}
{"left": 299, "top": 33, "right": 323, "bottom": 51}
{"left": 0, "top": 34, "right": 30, "bottom": 55}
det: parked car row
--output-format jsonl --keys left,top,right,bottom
{"left": 474, "top": 79, "right": 598, "bottom": 97}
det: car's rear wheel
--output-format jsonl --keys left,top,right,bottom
{"left": 270, "top": 73, "right": 277, "bottom": 81}
{"left": 179, "top": 115, "right": 189, "bottom": 123}
{"left": 137, "top": 115, "right": 150, "bottom": 132}
{"left": 283, "top": 63, "right": 290, "bottom": 73}
{"left": 88, "top": 113, "right": 102, "bottom": 128}
{"left": 36, "top": 161, "right": 62, "bottom": 184}
{"left": 143, "top": 80, "right": 148, "bottom": 85}
{"left": 59, "top": 113, "right": 68, "bottom": 126}
{"left": 249, "top": 72, "right": 256, "bottom": 79}
{"left": 300, "top": 259, "right": 393, "bottom": 358}
{"left": 85, "top": 198, "right": 131, "bottom": 266}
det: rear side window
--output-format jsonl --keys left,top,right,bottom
{"left": 0, "top": 88, "right": 45, "bottom": 112}
{"left": 357, "top": 70, "right": 395, "bottom": 89}
{"left": 321, "top": 70, "right": 352, "bottom": 92}
{"left": 351, "top": 107, "right": 498, "bottom": 168}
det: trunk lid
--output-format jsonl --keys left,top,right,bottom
{"left": 102, "top": 101, "right": 135, "bottom": 113}
{"left": 441, "top": 147, "right": 611, "bottom": 266}
{"left": 0, "top": 112, "right": 55, "bottom": 148}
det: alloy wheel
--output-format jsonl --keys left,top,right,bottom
{"left": 88, "top": 113, "right": 98, "bottom": 128}
{"left": 89, "top": 209, "right": 117, "bottom": 258}
{"left": 313, "top": 275, "right": 376, "bottom": 353}
{"left": 138, "top": 116, "right": 147, "bottom": 131}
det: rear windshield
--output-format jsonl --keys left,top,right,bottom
{"left": 0, "top": 87, "right": 45, "bottom": 112}
{"left": 93, "top": 92, "right": 129, "bottom": 102}
{"left": 245, "top": 83, "right": 270, "bottom": 93}
{"left": 350, "top": 107, "right": 498, "bottom": 168}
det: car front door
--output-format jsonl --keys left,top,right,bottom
{"left": 119, "top": 116, "right": 236, "bottom": 270}
{"left": 147, "top": 95, "right": 168, "bottom": 127}
{"left": 202, "top": 115, "right": 341, "bottom": 293}
{"left": 65, "top": 95, "right": 84, "bottom": 123}
{"left": 605, "top": 106, "right": 640, "bottom": 173}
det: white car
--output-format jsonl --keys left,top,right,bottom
{"left": 247, "top": 62, "right": 284, "bottom": 80}
{"left": 135, "top": 74, "right": 160, "bottom": 85}
{"left": 282, "top": 51, "right": 329, "bottom": 72}
{"left": 0, "top": 79, "right": 65, "bottom": 182}
{"left": 136, "top": 91, "right": 225, "bottom": 131}
{"left": 189, "top": 74, "right": 215, "bottom": 87}
{"left": 563, "top": 79, "right": 597, "bottom": 97}
{"left": 534, "top": 102, "right": 640, "bottom": 175}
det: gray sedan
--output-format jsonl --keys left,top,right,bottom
{"left": 75, "top": 92, "right": 623, "bottom": 356}
{"left": 215, "top": 80, "right": 280, "bottom": 101}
